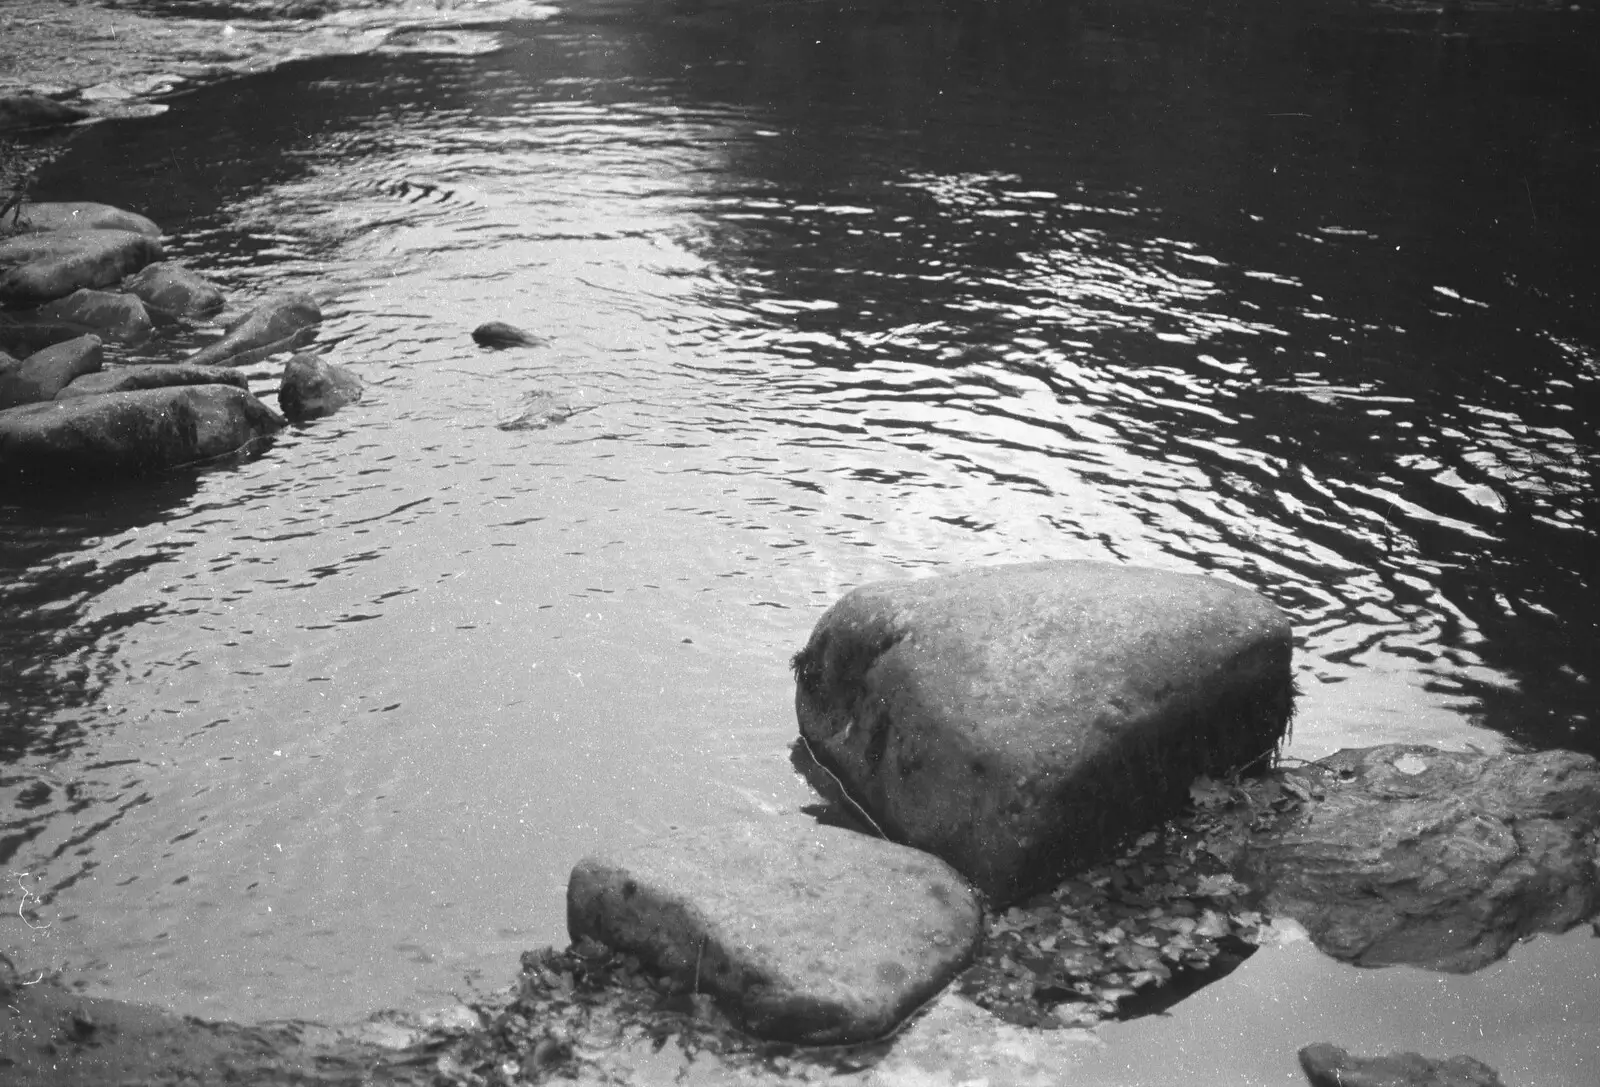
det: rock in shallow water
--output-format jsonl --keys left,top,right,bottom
{"left": 0, "top": 228, "right": 163, "bottom": 304}
{"left": 1243, "top": 744, "right": 1600, "bottom": 972}
{"left": 1298, "top": 1043, "right": 1505, "bottom": 1087}
{"left": 55, "top": 362, "right": 247, "bottom": 400}
{"left": 278, "top": 351, "right": 362, "bottom": 421}
{"left": 793, "top": 560, "right": 1294, "bottom": 905}
{"left": 7, "top": 201, "right": 161, "bottom": 237}
{"left": 186, "top": 292, "right": 321, "bottom": 367}
{"left": 0, "top": 334, "right": 103, "bottom": 409}
{"left": 36, "top": 287, "right": 153, "bottom": 344}
{"left": 567, "top": 819, "right": 982, "bottom": 1045}
{"left": 123, "top": 260, "right": 225, "bottom": 318}
{"left": 0, "top": 384, "right": 284, "bottom": 481}
{"left": 471, "top": 320, "right": 546, "bottom": 348}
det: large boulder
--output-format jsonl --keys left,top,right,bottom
{"left": 186, "top": 293, "right": 320, "bottom": 367}
{"left": 7, "top": 202, "right": 161, "bottom": 237}
{"left": 35, "top": 288, "right": 153, "bottom": 344}
{"left": 0, "top": 334, "right": 103, "bottom": 409}
{"left": 56, "top": 363, "right": 248, "bottom": 400}
{"left": 792, "top": 561, "right": 1294, "bottom": 904}
{"left": 122, "top": 261, "right": 225, "bottom": 319}
{"left": 1299, "top": 1044, "right": 1505, "bottom": 1087}
{"left": 0, "top": 228, "right": 163, "bottom": 304}
{"left": 278, "top": 351, "right": 362, "bottom": 421}
{"left": 0, "top": 384, "right": 284, "bottom": 480}
{"left": 1242, "top": 744, "right": 1600, "bottom": 972}
{"left": 567, "top": 820, "right": 983, "bottom": 1045}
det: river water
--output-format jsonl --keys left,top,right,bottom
{"left": 2, "top": 0, "right": 1596, "bottom": 1068}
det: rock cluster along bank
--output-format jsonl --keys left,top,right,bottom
{"left": 560, "top": 560, "right": 1599, "bottom": 1084}
{"left": 0, "top": 200, "right": 363, "bottom": 482}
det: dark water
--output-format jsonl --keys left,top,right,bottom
{"left": 2, "top": 0, "right": 1597, "bottom": 1049}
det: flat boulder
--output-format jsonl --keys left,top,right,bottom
{"left": 278, "top": 351, "right": 362, "bottom": 421}
{"left": 8, "top": 202, "right": 161, "bottom": 237}
{"left": 567, "top": 819, "right": 982, "bottom": 1045}
{"left": 0, "top": 384, "right": 284, "bottom": 480}
{"left": 0, "top": 334, "right": 103, "bottom": 409}
{"left": 187, "top": 293, "right": 320, "bottom": 367}
{"left": 1299, "top": 1044, "right": 1505, "bottom": 1087}
{"left": 123, "top": 261, "right": 225, "bottom": 318}
{"left": 0, "top": 228, "right": 164, "bottom": 304}
{"left": 56, "top": 363, "right": 248, "bottom": 400}
{"left": 793, "top": 561, "right": 1294, "bottom": 904}
{"left": 36, "top": 288, "right": 153, "bottom": 344}
{"left": 1242, "top": 744, "right": 1600, "bottom": 972}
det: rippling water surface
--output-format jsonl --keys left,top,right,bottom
{"left": 2, "top": 0, "right": 1596, "bottom": 1043}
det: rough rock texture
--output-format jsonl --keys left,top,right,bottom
{"left": 8, "top": 201, "right": 162, "bottom": 237}
{"left": 187, "top": 292, "right": 321, "bottom": 367}
{"left": 793, "top": 560, "right": 1294, "bottom": 904}
{"left": 56, "top": 363, "right": 248, "bottom": 400}
{"left": 123, "top": 260, "right": 226, "bottom": 318}
{"left": 567, "top": 820, "right": 983, "bottom": 1045}
{"left": 0, "top": 334, "right": 103, "bottom": 409}
{"left": 1243, "top": 744, "right": 1600, "bottom": 972}
{"left": 0, "top": 93, "right": 89, "bottom": 131}
{"left": 36, "top": 287, "right": 153, "bottom": 343}
{"left": 1298, "top": 1043, "right": 1506, "bottom": 1087}
{"left": 0, "top": 228, "right": 163, "bottom": 303}
{"left": 471, "top": 319, "right": 545, "bottom": 348}
{"left": 0, "top": 384, "right": 284, "bottom": 480}
{"left": 279, "top": 351, "right": 362, "bottom": 421}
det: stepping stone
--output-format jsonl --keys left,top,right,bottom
{"left": 567, "top": 819, "right": 982, "bottom": 1045}
{"left": 792, "top": 560, "right": 1294, "bottom": 904}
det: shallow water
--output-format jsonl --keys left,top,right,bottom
{"left": 2, "top": 0, "right": 1596, "bottom": 1051}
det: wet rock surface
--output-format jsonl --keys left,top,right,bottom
{"left": 0, "top": 227, "right": 163, "bottom": 304}
{"left": 1299, "top": 1043, "right": 1506, "bottom": 1087}
{"left": 36, "top": 286, "right": 154, "bottom": 343}
{"left": 1241, "top": 744, "right": 1600, "bottom": 972}
{"left": 5, "top": 200, "right": 161, "bottom": 236}
{"left": 279, "top": 350, "right": 364, "bottom": 421}
{"left": 0, "top": 383, "right": 285, "bottom": 480}
{"left": 472, "top": 319, "right": 546, "bottom": 348}
{"left": 56, "top": 361, "right": 249, "bottom": 400}
{"left": 188, "top": 292, "right": 322, "bottom": 366}
{"left": 567, "top": 819, "right": 983, "bottom": 1044}
{"left": 792, "top": 560, "right": 1295, "bottom": 904}
{"left": 0, "top": 333, "right": 102, "bottom": 408}
{"left": 124, "top": 260, "right": 227, "bottom": 318}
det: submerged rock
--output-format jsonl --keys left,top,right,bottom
{"left": 471, "top": 320, "right": 545, "bottom": 348}
{"left": 0, "top": 314, "right": 93, "bottom": 357}
{"left": 0, "top": 228, "right": 164, "bottom": 304}
{"left": 56, "top": 363, "right": 248, "bottom": 400}
{"left": 36, "top": 287, "right": 153, "bottom": 344}
{"left": 1242, "top": 744, "right": 1600, "bottom": 972}
{"left": 792, "top": 560, "right": 1294, "bottom": 905}
{"left": 1299, "top": 1043, "right": 1505, "bottom": 1087}
{"left": 186, "top": 292, "right": 321, "bottom": 367}
{"left": 497, "top": 389, "right": 586, "bottom": 431}
{"left": 123, "top": 260, "right": 226, "bottom": 318}
{"left": 278, "top": 351, "right": 362, "bottom": 421}
{"left": 7, "top": 201, "right": 161, "bottom": 237}
{"left": 0, "top": 384, "right": 284, "bottom": 480}
{"left": 0, "top": 334, "right": 103, "bottom": 409}
{"left": 567, "top": 819, "right": 982, "bottom": 1045}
